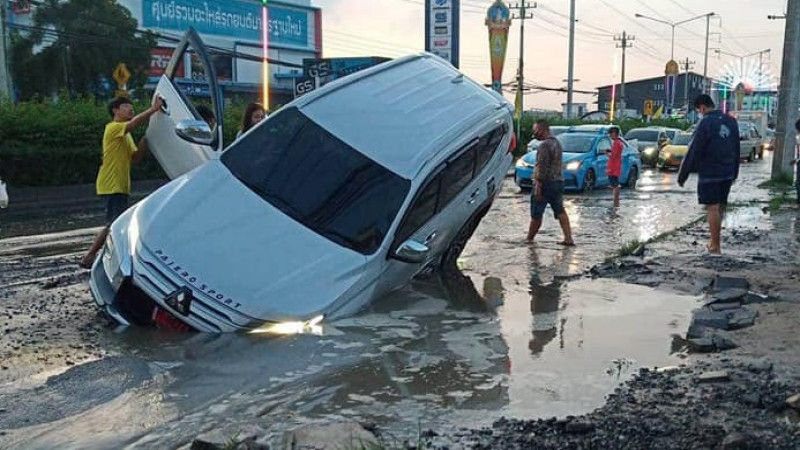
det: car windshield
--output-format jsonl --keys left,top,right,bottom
{"left": 672, "top": 133, "right": 692, "bottom": 145}
{"left": 557, "top": 134, "right": 596, "bottom": 153}
{"left": 221, "top": 107, "right": 411, "bottom": 255}
{"left": 551, "top": 126, "right": 569, "bottom": 136}
{"left": 625, "top": 129, "right": 658, "bottom": 141}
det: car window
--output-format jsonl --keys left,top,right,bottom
{"left": 673, "top": 133, "right": 693, "bottom": 145}
{"left": 551, "top": 126, "right": 569, "bottom": 136}
{"left": 557, "top": 134, "right": 595, "bottom": 153}
{"left": 396, "top": 172, "right": 442, "bottom": 242}
{"left": 220, "top": 107, "right": 411, "bottom": 255}
{"left": 596, "top": 137, "right": 611, "bottom": 153}
{"left": 476, "top": 125, "right": 506, "bottom": 171}
{"left": 625, "top": 129, "right": 658, "bottom": 141}
{"left": 439, "top": 146, "right": 477, "bottom": 209}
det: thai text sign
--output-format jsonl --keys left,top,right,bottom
{"left": 142, "top": 0, "right": 314, "bottom": 50}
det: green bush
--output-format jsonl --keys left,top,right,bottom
{"left": 0, "top": 96, "right": 255, "bottom": 186}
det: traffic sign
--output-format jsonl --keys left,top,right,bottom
{"left": 112, "top": 63, "right": 131, "bottom": 87}
{"left": 644, "top": 99, "right": 654, "bottom": 116}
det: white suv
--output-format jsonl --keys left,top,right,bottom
{"left": 89, "top": 29, "right": 514, "bottom": 332}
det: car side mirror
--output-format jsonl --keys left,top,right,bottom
{"left": 392, "top": 239, "right": 429, "bottom": 264}
{"left": 175, "top": 119, "right": 214, "bottom": 146}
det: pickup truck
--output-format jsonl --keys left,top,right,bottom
{"left": 738, "top": 122, "right": 761, "bottom": 162}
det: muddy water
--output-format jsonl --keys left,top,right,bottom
{"left": 0, "top": 157, "right": 775, "bottom": 449}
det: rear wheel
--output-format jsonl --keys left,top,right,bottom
{"left": 440, "top": 205, "right": 489, "bottom": 275}
{"left": 582, "top": 169, "right": 596, "bottom": 192}
{"left": 625, "top": 167, "right": 638, "bottom": 189}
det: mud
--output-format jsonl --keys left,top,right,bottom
{"left": 2, "top": 157, "right": 799, "bottom": 449}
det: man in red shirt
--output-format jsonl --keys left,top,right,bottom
{"left": 605, "top": 126, "right": 624, "bottom": 207}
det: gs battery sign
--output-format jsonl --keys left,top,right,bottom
{"left": 293, "top": 76, "right": 317, "bottom": 97}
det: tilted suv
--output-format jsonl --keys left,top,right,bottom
{"left": 89, "top": 30, "right": 515, "bottom": 332}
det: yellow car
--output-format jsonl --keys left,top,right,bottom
{"left": 658, "top": 132, "right": 692, "bottom": 170}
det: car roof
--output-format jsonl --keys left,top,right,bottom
{"left": 295, "top": 54, "right": 511, "bottom": 179}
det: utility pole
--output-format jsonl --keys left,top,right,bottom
{"left": 614, "top": 31, "right": 634, "bottom": 118}
{"left": 566, "top": 0, "right": 576, "bottom": 118}
{"left": 0, "top": 0, "right": 12, "bottom": 99}
{"left": 773, "top": 0, "right": 800, "bottom": 180}
{"left": 681, "top": 58, "right": 695, "bottom": 113}
{"left": 509, "top": 1, "right": 535, "bottom": 146}
{"left": 703, "top": 14, "right": 711, "bottom": 93}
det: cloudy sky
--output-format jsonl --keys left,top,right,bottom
{"left": 312, "top": 0, "right": 787, "bottom": 111}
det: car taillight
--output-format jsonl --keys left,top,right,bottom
{"left": 152, "top": 306, "right": 194, "bottom": 332}
{"left": 508, "top": 133, "right": 517, "bottom": 153}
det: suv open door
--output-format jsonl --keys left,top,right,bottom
{"left": 146, "top": 27, "right": 224, "bottom": 179}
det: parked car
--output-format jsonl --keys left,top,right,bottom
{"left": 738, "top": 122, "right": 761, "bottom": 162}
{"left": 514, "top": 127, "right": 641, "bottom": 192}
{"left": 624, "top": 127, "right": 670, "bottom": 167}
{"left": 658, "top": 132, "right": 692, "bottom": 170}
{"left": 759, "top": 128, "right": 775, "bottom": 158}
{"left": 526, "top": 125, "right": 570, "bottom": 152}
{"left": 89, "top": 29, "right": 515, "bottom": 332}
{"left": 651, "top": 126, "right": 683, "bottom": 143}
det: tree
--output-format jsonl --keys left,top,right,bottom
{"left": 11, "top": 0, "right": 157, "bottom": 100}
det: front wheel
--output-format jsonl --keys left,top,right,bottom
{"left": 582, "top": 169, "right": 596, "bottom": 193}
{"left": 625, "top": 167, "right": 638, "bottom": 189}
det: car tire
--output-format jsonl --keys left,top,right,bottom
{"left": 625, "top": 167, "right": 638, "bottom": 189}
{"left": 582, "top": 169, "right": 596, "bottom": 193}
{"left": 747, "top": 150, "right": 754, "bottom": 162}
{"left": 439, "top": 204, "right": 489, "bottom": 276}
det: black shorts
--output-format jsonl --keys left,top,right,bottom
{"left": 531, "top": 180, "right": 566, "bottom": 220}
{"left": 697, "top": 180, "right": 732, "bottom": 206}
{"left": 608, "top": 176, "right": 620, "bottom": 188}
{"left": 102, "top": 193, "right": 129, "bottom": 226}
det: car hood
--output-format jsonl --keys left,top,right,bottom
{"left": 633, "top": 141, "right": 658, "bottom": 150}
{"left": 522, "top": 151, "right": 588, "bottom": 165}
{"left": 135, "top": 161, "right": 369, "bottom": 322}
{"left": 662, "top": 144, "right": 688, "bottom": 155}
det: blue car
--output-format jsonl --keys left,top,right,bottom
{"left": 514, "top": 127, "right": 641, "bottom": 192}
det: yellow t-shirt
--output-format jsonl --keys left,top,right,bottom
{"left": 96, "top": 121, "right": 137, "bottom": 195}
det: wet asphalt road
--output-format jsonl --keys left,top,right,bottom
{"left": 0, "top": 154, "right": 775, "bottom": 449}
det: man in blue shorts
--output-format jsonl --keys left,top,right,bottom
{"left": 678, "top": 94, "right": 740, "bottom": 254}
{"left": 526, "top": 119, "right": 575, "bottom": 246}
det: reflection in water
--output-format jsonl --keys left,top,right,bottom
{"left": 633, "top": 203, "right": 662, "bottom": 242}
{"left": 527, "top": 248, "right": 568, "bottom": 356}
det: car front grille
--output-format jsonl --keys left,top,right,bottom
{"left": 131, "top": 244, "right": 257, "bottom": 332}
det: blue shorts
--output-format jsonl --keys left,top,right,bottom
{"left": 531, "top": 180, "right": 565, "bottom": 220}
{"left": 102, "top": 193, "right": 129, "bottom": 226}
{"left": 697, "top": 180, "right": 732, "bottom": 205}
{"left": 608, "top": 176, "right": 620, "bottom": 187}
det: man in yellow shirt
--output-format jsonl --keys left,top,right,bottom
{"left": 80, "top": 95, "right": 163, "bottom": 268}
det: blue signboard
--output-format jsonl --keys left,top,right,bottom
{"left": 142, "top": 0, "right": 312, "bottom": 49}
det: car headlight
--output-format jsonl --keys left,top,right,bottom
{"left": 663, "top": 152, "right": 672, "bottom": 159}
{"left": 643, "top": 147, "right": 657, "bottom": 156}
{"left": 102, "top": 234, "right": 124, "bottom": 291}
{"left": 516, "top": 158, "right": 534, "bottom": 168}
{"left": 564, "top": 161, "right": 581, "bottom": 171}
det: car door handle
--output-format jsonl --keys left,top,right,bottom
{"left": 467, "top": 188, "right": 480, "bottom": 204}
{"left": 424, "top": 231, "right": 437, "bottom": 245}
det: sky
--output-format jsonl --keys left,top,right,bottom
{"left": 311, "top": 0, "right": 787, "bottom": 112}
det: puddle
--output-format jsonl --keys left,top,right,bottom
{"left": 2, "top": 157, "right": 774, "bottom": 449}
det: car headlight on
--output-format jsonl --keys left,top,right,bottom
{"left": 643, "top": 147, "right": 657, "bottom": 156}
{"left": 102, "top": 235, "right": 124, "bottom": 291}
{"left": 664, "top": 152, "right": 672, "bottom": 160}
{"left": 564, "top": 161, "right": 581, "bottom": 171}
